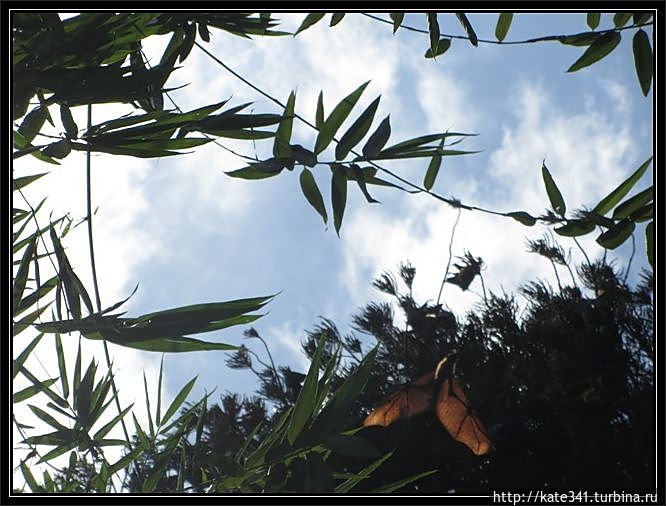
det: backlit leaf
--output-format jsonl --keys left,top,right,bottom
{"left": 18, "top": 107, "right": 47, "bottom": 143}
{"left": 508, "top": 211, "right": 537, "bottom": 226}
{"left": 613, "top": 186, "right": 653, "bottom": 219}
{"left": 390, "top": 13, "right": 404, "bottom": 34}
{"left": 632, "top": 29, "right": 653, "bottom": 96}
{"left": 646, "top": 221, "right": 653, "bottom": 268}
{"left": 425, "top": 38, "right": 451, "bottom": 58}
{"left": 596, "top": 218, "right": 635, "bottom": 249}
{"left": 287, "top": 335, "right": 324, "bottom": 444}
{"left": 426, "top": 13, "right": 440, "bottom": 55}
{"left": 60, "top": 104, "right": 78, "bottom": 139}
{"left": 541, "top": 162, "right": 566, "bottom": 216}
{"left": 554, "top": 219, "right": 595, "bottom": 237}
{"left": 330, "top": 13, "right": 345, "bottom": 26}
{"left": 362, "top": 115, "right": 391, "bottom": 158}
{"left": 335, "top": 96, "right": 380, "bottom": 160}
{"left": 593, "top": 157, "right": 652, "bottom": 215}
{"left": 423, "top": 153, "right": 442, "bottom": 190}
{"left": 274, "top": 91, "right": 296, "bottom": 158}
{"left": 567, "top": 31, "right": 621, "bottom": 72}
{"left": 315, "top": 91, "right": 324, "bottom": 130}
{"left": 314, "top": 81, "right": 369, "bottom": 155}
{"left": 300, "top": 168, "right": 328, "bottom": 224}
{"left": 613, "top": 13, "right": 631, "bottom": 27}
{"left": 331, "top": 167, "right": 348, "bottom": 236}
{"left": 295, "top": 13, "right": 325, "bottom": 35}
{"left": 456, "top": 13, "right": 478, "bottom": 46}
{"left": 586, "top": 12, "right": 600, "bottom": 29}
{"left": 495, "top": 13, "right": 513, "bottom": 41}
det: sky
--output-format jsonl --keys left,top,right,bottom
{"left": 12, "top": 11, "right": 654, "bottom": 489}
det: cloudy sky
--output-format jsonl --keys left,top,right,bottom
{"left": 12, "top": 11, "right": 653, "bottom": 487}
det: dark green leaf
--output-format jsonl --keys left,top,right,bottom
{"left": 291, "top": 144, "right": 317, "bottom": 167}
{"left": 362, "top": 115, "right": 391, "bottom": 158}
{"left": 613, "top": 186, "right": 653, "bottom": 219}
{"left": 630, "top": 203, "right": 652, "bottom": 222}
{"left": 315, "top": 81, "right": 370, "bottom": 155}
{"left": 13, "top": 379, "right": 57, "bottom": 403}
{"left": 274, "top": 91, "right": 296, "bottom": 158}
{"left": 371, "top": 470, "right": 439, "bottom": 493}
{"left": 18, "top": 107, "right": 47, "bottom": 144}
{"left": 560, "top": 34, "right": 602, "bottom": 48}
{"left": 13, "top": 236, "right": 37, "bottom": 314}
{"left": 12, "top": 173, "right": 48, "bottom": 191}
{"left": 21, "top": 462, "right": 41, "bottom": 492}
{"left": 41, "top": 139, "right": 72, "bottom": 159}
{"left": 28, "top": 404, "right": 68, "bottom": 431}
{"left": 295, "top": 13, "right": 325, "bottom": 35}
{"left": 226, "top": 159, "right": 284, "bottom": 180}
{"left": 633, "top": 12, "right": 653, "bottom": 24}
{"left": 567, "top": 31, "right": 621, "bottom": 72}
{"left": 180, "top": 22, "right": 197, "bottom": 62}
{"left": 13, "top": 333, "right": 44, "bottom": 379}
{"left": 456, "top": 13, "right": 478, "bottom": 46}
{"left": 425, "top": 38, "right": 451, "bottom": 58}
{"left": 330, "top": 13, "right": 345, "bottom": 26}
{"left": 596, "top": 218, "right": 635, "bottom": 249}
{"left": 541, "top": 162, "right": 566, "bottom": 216}
{"left": 423, "top": 152, "right": 442, "bottom": 191}
{"left": 111, "top": 335, "right": 240, "bottom": 353}
{"left": 426, "top": 13, "right": 440, "bottom": 55}
{"left": 593, "top": 157, "right": 652, "bottom": 215}
{"left": 18, "top": 366, "right": 67, "bottom": 407}
{"left": 162, "top": 376, "right": 197, "bottom": 426}
{"left": 495, "top": 13, "right": 513, "bottom": 42}
{"left": 54, "top": 334, "right": 69, "bottom": 399}
{"left": 300, "top": 168, "right": 328, "bottom": 224}
{"left": 613, "top": 13, "right": 631, "bottom": 27}
{"left": 389, "top": 13, "right": 404, "bottom": 34}
{"left": 335, "top": 96, "right": 380, "bottom": 160}
{"left": 60, "top": 104, "right": 78, "bottom": 139}
{"left": 13, "top": 131, "right": 60, "bottom": 165}
{"left": 646, "top": 221, "right": 653, "bottom": 268}
{"left": 587, "top": 12, "right": 600, "bottom": 30}
{"left": 350, "top": 164, "right": 379, "bottom": 204}
{"left": 335, "top": 449, "right": 392, "bottom": 493}
{"left": 331, "top": 167, "right": 348, "bottom": 236}
{"left": 554, "top": 219, "right": 595, "bottom": 237}
{"left": 632, "top": 29, "right": 653, "bottom": 96}
{"left": 287, "top": 335, "right": 324, "bottom": 445}
{"left": 198, "top": 23, "right": 210, "bottom": 42}
{"left": 508, "top": 211, "right": 537, "bottom": 226}
{"left": 321, "top": 433, "right": 381, "bottom": 458}
{"left": 315, "top": 91, "right": 324, "bottom": 130}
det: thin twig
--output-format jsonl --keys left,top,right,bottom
{"left": 362, "top": 13, "right": 653, "bottom": 46}
{"left": 436, "top": 208, "right": 461, "bottom": 305}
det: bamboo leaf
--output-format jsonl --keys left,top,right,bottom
{"left": 13, "top": 333, "right": 44, "bottom": 379}
{"left": 362, "top": 115, "right": 391, "bottom": 158}
{"left": 632, "top": 29, "right": 653, "bottom": 96}
{"left": 541, "top": 162, "right": 566, "bottom": 216}
{"left": 613, "top": 186, "right": 653, "bottom": 219}
{"left": 330, "top": 13, "right": 345, "bottom": 26}
{"left": 593, "top": 157, "right": 652, "bottom": 215}
{"left": 315, "top": 81, "right": 370, "bottom": 155}
{"left": 389, "top": 13, "right": 404, "bottom": 34}
{"left": 335, "top": 96, "right": 380, "bottom": 161}
{"left": 331, "top": 166, "right": 348, "bottom": 236}
{"left": 161, "top": 376, "right": 197, "bottom": 427}
{"left": 315, "top": 91, "right": 324, "bottom": 130}
{"left": 596, "top": 218, "right": 635, "bottom": 249}
{"left": 287, "top": 335, "right": 324, "bottom": 445}
{"left": 295, "top": 13, "right": 325, "bottom": 35}
{"left": 554, "top": 219, "right": 595, "bottom": 237}
{"left": 567, "top": 31, "right": 621, "bottom": 72}
{"left": 13, "top": 379, "right": 57, "bottom": 403}
{"left": 425, "top": 38, "right": 451, "bottom": 58}
{"left": 456, "top": 13, "right": 478, "bottom": 46}
{"left": 13, "top": 236, "right": 37, "bottom": 314}
{"left": 18, "top": 106, "right": 47, "bottom": 143}
{"left": 60, "top": 104, "right": 79, "bottom": 139}
{"left": 495, "top": 13, "right": 513, "bottom": 42}
{"left": 646, "top": 221, "right": 653, "bottom": 268}
{"left": 508, "top": 211, "right": 537, "bottom": 226}
{"left": 274, "top": 91, "right": 296, "bottom": 158}
{"left": 426, "top": 13, "right": 440, "bottom": 55}
{"left": 586, "top": 12, "right": 600, "bottom": 30}
{"left": 613, "top": 13, "right": 631, "bottom": 27}
{"left": 300, "top": 168, "right": 328, "bottom": 224}
{"left": 54, "top": 334, "right": 69, "bottom": 399}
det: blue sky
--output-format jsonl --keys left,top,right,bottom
{"left": 13, "top": 11, "right": 653, "bottom": 484}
